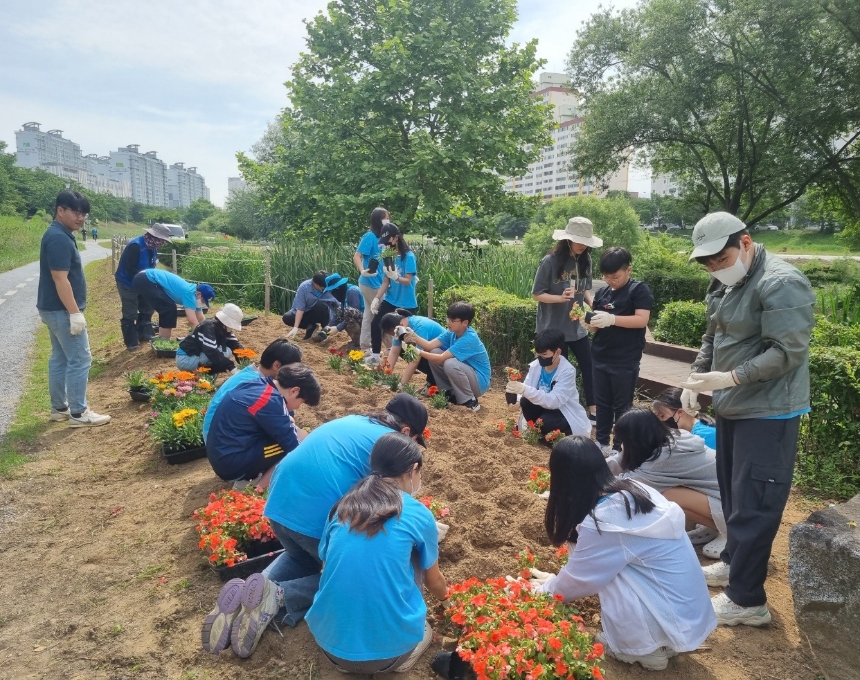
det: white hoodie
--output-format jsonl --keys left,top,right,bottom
{"left": 538, "top": 483, "right": 716, "bottom": 655}
{"left": 516, "top": 356, "right": 591, "bottom": 437}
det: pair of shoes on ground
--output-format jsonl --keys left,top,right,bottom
{"left": 50, "top": 408, "right": 111, "bottom": 427}
{"left": 701, "top": 562, "right": 772, "bottom": 627}
{"left": 459, "top": 398, "right": 481, "bottom": 412}
{"left": 202, "top": 573, "right": 281, "bottom": 658}
{"left": 595, "top": 632, "right": 677, "bottom": 671}
{"left": 232, "top": 473, "right": 264, "bottom": 491}
{"left": 686, "top": 525, "right": 727, "bottom": 558}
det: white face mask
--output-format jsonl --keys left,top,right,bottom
{"left": 410, "top": 468, "right": 422, "bottom": 496}
{"left": 711, "top": 248, "right": 749, "bottom": 287}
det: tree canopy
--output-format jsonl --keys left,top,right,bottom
{"left": 239, "top": 0, "right": 553, "bottom": 244}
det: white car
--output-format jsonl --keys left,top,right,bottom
{"left": 754, "top": 224, "right": 779, "bottom": 232}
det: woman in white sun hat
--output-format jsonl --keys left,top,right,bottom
{"left": 530, "top": 216, "right": 602, "bottom": 421}
{"left": 176, "top": 302, "right": 246, "bottom": 372}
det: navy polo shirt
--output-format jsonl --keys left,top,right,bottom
{"left": 37, "top": 221, "right": 86, "bottom": 311}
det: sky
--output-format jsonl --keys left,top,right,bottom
{"left": 0, "top": 0, "right": 645, "bottom": 206}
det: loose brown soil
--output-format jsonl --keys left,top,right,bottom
{"left": 0, "top": 260, "right": 830, "bottom": 679}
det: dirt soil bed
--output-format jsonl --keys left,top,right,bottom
{"left": 0, "top": 260, "right": 829, "bottom": 679}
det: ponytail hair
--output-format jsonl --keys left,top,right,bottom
{"left": 331, "top": 433, "right": 424, "bottom": 537}
{"left": 369, "top": 207, "right": 389, "bottom": 238}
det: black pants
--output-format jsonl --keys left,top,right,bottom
{"left": 592, "top": 362, "right": 639, "bottom": 446}
{"left": 132, "top": 271, "right": 178, "bottom": 328}
{"left": 520, "top": 397, "right": 571, "bottom": 438}
{"left": 716, "top": 416, "right": 800, "bottom": 607}
{"left": 117, "top": 281, "right": 155, "bottom": 348}
{"left": 283, "top": 301, "right": 331, "bottom": 338}
{"left": 371, "top": 300, "right": 417, "bottom": 354}
{"left": 566, "top": 336, "right": 595, "bottom": 407}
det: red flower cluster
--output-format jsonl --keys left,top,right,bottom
{"left": 544, "top": 429, "right": 565, "bottom": 444}
{"left": 328, "top": 347, "right": 345, "bottom": 356}
{"left": 555, "top": 544, "right": 570, "bottom": 567}
{"left": 504, "top": 366, "right": 523, "bottom": 382}
{"left": 445, "top": 577, "right": 604, "bottom": 680}
{"left": 427, "top": 385, "right": 439, "bottom": 397}
{"left": 419, "top": 495, "right": 450, "bottom": 520}
{"left": 527, "top": 466, "right": 551, "bottom": 494}
{"left": 192, "top": 488, "right": 277, "bottom": 567}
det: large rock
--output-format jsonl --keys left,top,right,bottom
{"left": 789, "top": 494, "right": 860, "bottom": 680}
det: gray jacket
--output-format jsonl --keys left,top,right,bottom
{"left": 691, "top": 244, "right": 815, "bottom": 419}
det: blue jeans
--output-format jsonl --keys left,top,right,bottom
{"left": 39, "top": 309, "right": 92, "bottom": 415}
{"left": 262, "top": 520, "right": 322, "bottom": 626}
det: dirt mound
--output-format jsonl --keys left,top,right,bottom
{"left": 0, "top": 260, "right": 826, "bottom": 679}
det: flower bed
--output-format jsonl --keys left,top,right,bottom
{"left": 149, "top": 369, "right": 215, "bottom": 410}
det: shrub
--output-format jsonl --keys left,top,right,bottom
{"left": 633, "top": 234, "right": 710, "bottom": 316}
{"left": 810, "top": 316, "right": 860, "bottom": 348}
{"left": 796, "top": 257, "right": 860, "bottom": 288}
{"left": 441, "top": 285, "right": 536, "bottom": 366}
{"left": 652, "top": 301, "right": 708, "bottom": 348}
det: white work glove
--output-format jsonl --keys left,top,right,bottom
{"left": 383, "top": 266, "right": 398, "bottom": 281}
{"left": 529, "top": 568, "right": 555, "bottom": 587}
{"left": 370, "top": 298, "right": 381, "bottom": 315}
{"left": 286, "top": 327, "right": 299, "bottom": 340}
{"left": 538, "top": 490, "right": 550, "bottom": 500}
{"left": 69, "top": 312, "right": 87, "bottom": 336}
{"left": 590, "top": 311, "right": 615, "bottom": 328}
{"left": 506, "top": 381, "right": 526, "bottom": 395}
{"left": 681, "top": 371, "right": 738, "bottom": 392}
{"left": 360, "top": 268, "right": 373, "bottom": 277}
{"left": 323, "top": 326, "right": 335, "bottom": 334}
{"left": 681, "top": 388, "right": 701, "bottom": 414}
{"left": 436, "top": 521, "right": 449, "bottom": 542}
{"left": 394, "top": 326, "right": 408, "bottom": 339}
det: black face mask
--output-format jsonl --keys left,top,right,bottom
{"left": 537, "top": 355, "right": 555, "bottom": 367}
{"left": 665, "top": 417, "right": 678, "bottom": 429}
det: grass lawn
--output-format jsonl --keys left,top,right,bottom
{"left": 0, "top": 216, "right": 47, "bottom": 274}
{"left": 663, "top": 228, "right": 857, "bottom": 256}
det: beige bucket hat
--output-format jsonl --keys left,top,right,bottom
{"left": 215, "top": 303, "right": 244, "bottom": 331}
{"left": 552, "top": 216, "right": 603, "bottom": 248}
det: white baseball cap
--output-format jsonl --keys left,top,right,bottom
{"left": 689, "top": 212, "right": 747, "bottom": 260}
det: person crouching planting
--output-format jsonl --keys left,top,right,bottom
{"left": 176, "top": 303, "right": 245, "bottom": 373}
{"left": 306, "top": 432, "right": 448, "bottom": 674}
{"left": 205, "top": 364, "right": 321, "bottom": 489}
{"left": 380, "top": 309, "right": 445, "bottom": 393}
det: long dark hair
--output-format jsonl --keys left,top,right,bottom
{"left": 331, "top": 433, "right": 423, "bottom": 537}
{"left": 386, "top": 222, "right": 411, "bottom": 260}
{"left": 544, "top": 436, "right": 656, "bottom": 545}
{"left": 365, "top": 409, "right": 406, "bottom": 432}
{"left": 653, "top": 387, "right": 716, "bottom": 426}
{"left": 369, "top": 207, "right": 389, "bottom": 238}
{"left": 614, "top": 408, "right": 673, "bottom": 472}
{"left": 550, "top": 240, "right": 591, "bottom": 280}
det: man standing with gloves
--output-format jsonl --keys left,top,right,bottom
{"left": 114, "top": 223, "right": 172, "bottom": 350}
{"left": 681, "top": 212, "right": 814, "bottom": 627}
{"left": 37, "top": 190, "right": 110, "bottom": 428}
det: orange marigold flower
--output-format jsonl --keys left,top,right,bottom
{"left": 197, "top": 366, "right": 211, "bottom": 373}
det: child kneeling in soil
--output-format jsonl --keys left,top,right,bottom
{"left": 305, "top": 433, "right": 448, "bottom": 674}
{"left": 380, "top": 309, "right": 445, "bottom": 392}
{"left": 531, "top": 435, "right": 715, "bottom": 671}
{"left": 505, "top": 328, "right": 592, "bottom": 439}
{"left": 176, "top": 303, "right": 244, "bottom": 373}
{"left": 205, "top": 364, "right": 320, "bottom": 488}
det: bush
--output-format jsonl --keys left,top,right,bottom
{"left": 796, "top": 258, "right": 860, "bottom": 288}
{"left": 810, "top": 316, "right": 860, "bottom": 348}
{"left": 633, "top": 233, "right": 711, "bottom": 316}
{"left": 796, "top": 346, "right": 860, "bottom": 499}
{"left": 441, "top": 285, "right": 536, "bottom": 366}
{"left": 652, "top": 301, "right": 708, "bottom": 348}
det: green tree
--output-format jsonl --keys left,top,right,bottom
{"left": 240, "top": 0, "right": 553, "bottom": 244}
{"left": 184, "top": 198, "right": 217, "bottom": 228}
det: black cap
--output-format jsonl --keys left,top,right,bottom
{"left": 385, "top": 393, "right": 428, "bottom": 447}
{"left": 378, "top": 221, "right": 401, "bottom": 246}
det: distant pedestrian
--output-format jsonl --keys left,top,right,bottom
{"left": 80, "top": 227, "right": 87, "bottom": 242}
{"left": 90, "top": 227, "right": 98, "bottom": 240}
{"left": 37, "top": 190, "right": 110, "bottom": 428}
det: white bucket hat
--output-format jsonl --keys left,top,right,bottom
{"left": 552, "top": 216, "right": 603, "bottom": 248}
{"left": 215, "top": 303, "right": 244, "bottom": 331}
{"left": 689, "top": 212, "right": 747, "bottom": 260}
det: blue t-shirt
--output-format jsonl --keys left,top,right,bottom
{"left": 691, "top": 421, "right": 717, "bottom": 449}
{"left": 306, "top": 492, "right": 438, "bottom": 661}
{"left": 357, "top": 232, "right": 383, "bottom": 289}
{"left": 392, "top": 315, "right": 445, "bottom": 347}
{"left": 383, "top": 251, "right": 418, "bottom": 310}
{"left": 437, "top": 326, "right": 491, "bottom": 393}
{"left": 144, "top": 268, "right": 199, "bottom": 309}
{"left": 346, "top": 284, "right": 365, "bottom": 312}
{"left": 37, "top": 221, "right": 86, "bottom": 311}
{"left": 202, "top": 366, "right": 261, "bottom": 443}
{"left": 290, "top": 279, "right": 338, "bottom": 322}
{"left": 265, "top": 415, "right": 394, "bottom": 538}
{"left": 539, "top": 366, "right": 558, "bottom": 393}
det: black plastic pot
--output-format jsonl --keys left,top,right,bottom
{"left": 367, "top": 258, "right": 380, "bottom": 274}
{"left": 241, "top": 315, "right": 258, "bottom": 326}
{"left": 383, "top": 256, "right": 395, "bottom": 270}
{"left": 129, "top": 387, "right": 151, "bottom": 402}
{"left": 211, "top": 540, "right": 284, "bottom": 582}
{"left": 150, "top": 340, "right": 178, "bottom": 358}
{"left": 505, "top": 392, "right": 518, "bottom": 405}
{"left": 161, "top": 443, "right": 207, "bottom": 465}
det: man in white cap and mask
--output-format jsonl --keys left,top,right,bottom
{"left": 682, "top": 212, "right": 814, "bottom": 627}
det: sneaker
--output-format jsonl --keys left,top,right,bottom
{"left": 461, "top": 399, "right": 481, "bottom": 412}
{"left": 363, "top": 354, "right": 381, "bottom": 367}
{"left": 230, "top": 573, "right": 281, "bottom": 658}
{"left": 702, "top": 560, "right": 730, "bottom": 587}
{"left": 304, "top": 323, "right": 322, "bottom": 341}
{"left": 233, "top": 473, "right": 263, "bottom": 491}
{"left": 687, "top": 524, "right": 720, "bottom": 545}
{"left": 201, "top": 578, "right": 244, "bottom": 654}
{"left": 711, "top": 591, "right": 771, "bottom": 627}
{"left": 311, "top": 330, "right": 328, "bottom": 343}
{"left": 599, "top": 444, "right": 614, "bottom": 459}
{"left": 126, "top": 345, "right": 141, "bottom": 352}
{"left": 588, "top": 411, "right": 597, "bottom": 422}
{"left": 595, "top": 632, "right": 674, "bottom": 671}
{"left": 702, "top": 534, "right": 728, "bottom": 560}
{"left": 49, "top": 408, "right": 70, "bottom": 422}
{"left": 69, "top": 409, "right": 111, "bottom": 428}
{"left": 418, "top": 383, "right": 432, "bottom": 397}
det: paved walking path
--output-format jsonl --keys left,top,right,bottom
{"left": 0, "top": 241, "right": 110, "bottom": 439}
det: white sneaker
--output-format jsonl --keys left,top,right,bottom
{"left": 363, "top": 354, "right": 381, "bottom": 367}
{"left": 687, "top": 524, "right": 720, "bottom": 545}
{"left": 68, "top": 409, "right": 111, "bottom": 428}
{"left": 702, "top": 560, "right": 730, "bottom": 587}
{"left": 711, "top": 592, "right": 771, "bottom": 627}
{"left": 702, "top": 534, "right": 728, "bottom": 560}
{"left": 49, "top": 408, "right": 70, "bottom": 422}
{"left": 595, "top": 632, "right": 675, "bottom": 671}
{"left": 599, "top": 444, "right": 614, "bottom": 458}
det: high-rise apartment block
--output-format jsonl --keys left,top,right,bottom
{"left": 227, "top": 177, "right": 248, "bottom": 197}
{"left": 13, "top": 122, "right": 208, "bottom": 207}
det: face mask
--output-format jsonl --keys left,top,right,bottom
{"left": 665, "top": 417, "right": 678, "bottom": 429}
{"left": 537, "top": 354, "right": 555, "bottom": 367}
{"left": 711, "top": 247, "right": 749, "bottom": 287}
{"left": 312, "top": 288, "right": 323, "bottom": 298}
{"left": 410, "top": 469, "right": 422, "bottom": 496}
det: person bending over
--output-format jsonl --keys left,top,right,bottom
{"left": 380, "top": 309, "right": 444, "bottom": 392}
{"left": 177, "top": 303, "right": 244, "bottom": 372}
{"left": 407, "top": 302, "right": 491, "bottom": 412}
{"left": 505, "top": 328, "right": 591, "bottom": 439}
{"left": 205, "top": 364, "right": 320, "bottom": 488}
{"left": 652, "top": 387, "right": 716, "bottom": 450}
{"left": 317, "top": 273, "right": 364, "bottom": 346}
{"left": 132, "top": 268, "right": 215, "bottom": 339}
{"left": 282, "top": 271, "right": 339, "bottom": 341}
{"left": 306, "top": 433, "right": 448, "bottom": 674}
{"left": 531, "top": 435, "right": 715, "bottom": 672}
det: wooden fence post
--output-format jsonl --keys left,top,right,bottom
{"left": 171, "top": 249, "right": 177, "bottom": 274}
{"left": 427, "top": 277, "right": 434, "bottom": 318}
{"left": 264, "top": 249, "right": 271, "bottom": 316}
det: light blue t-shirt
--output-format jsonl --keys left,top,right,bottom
{"left": 437, "top": 326, "right": 491, "bottom": 393}
{"left": 145, "top": 268, "right": 199, "bottom": 309}
{"left": 392, "top": 315, "right": 445, "bottom": 347}
{"left": 539, "top": 366, "right": 558, "bottom": 393}
{"left": 306, "top": 492, "right": 438, "bottom": 661}
{"left": 264, "top": 415, "right": 394, "bottom": 539}
{"left": 690, "top": 420, "right": 717, "bottom": 449}
{"left": 383, "top": 251, "right": 418, "bottom": 310}
{"left": 761, "top": 407, "right": 811, "bottom": 421}
{"left": 357, "top": 232, "right": 383, "bottom": 289}
{"left": 202, "top": 366, "right": 262, "bottom": 443}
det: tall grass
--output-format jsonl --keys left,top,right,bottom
{"left": 0, "top": 215, "right": 49, "bottom": 273}
{"left": 817, "top": 284, "right": 860, "bottom": 325}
